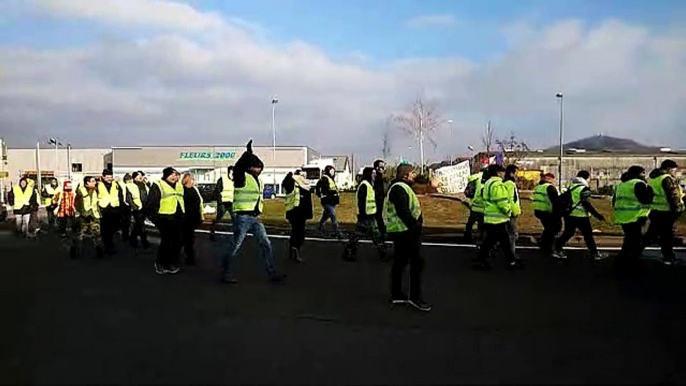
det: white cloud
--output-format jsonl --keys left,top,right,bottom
{"left": 34, "top": 0, "right": 225, "bottom": 31}
{"left": 1, "top": 3, "right": 685, "bottom": 165}
{"left": 405, "top": 14, "right": 459, "bottom": 29}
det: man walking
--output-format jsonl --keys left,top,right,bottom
{"left": 146, "top": 167, "right": 184, "bottom": 275}
{"left": 210, "top": 165, "right": 235, "bottom": 241}
{"left": 118, "top": 174, "right": 133, "bottom": 242}
{"left": 127, "top": 171, "right": 150, "bottom": 248}
{"left": 613, "top": 166, "right": 653, "bottom": 275}
{"left": 9, "top": 177, "right": 39, "bottom": 238}
{"left": 343, "top": 167, "right": 386, "bottom": 262}
{"left": 464, "top": 168, "right": 486, "bottom": 243}
{"left": 41, "top": 177, "right": 61, "bottom": 228}
{"left": 182, "top": 172, "right": 204, "bottom": 266}
{"left": 553, "top": 171, "right": 607, "bottom": 261}
{"left": 643, "top": 159, "right": 684, "bottom": 265}
{"left": 385, "top": 163, "right": 431, "bottom": 312}
{"left": 72, "top": 176, "right": 104, "bottom": 259}
{"left": 503, "top": 165, "right": 521, "bottom": 256}
{"left": 373, "top": 159, "right": 387, "bottom": 239}
{"left": 533, "top": 173, "right": 561, "bottom": 256}
{"left": 221, "top": 140, "right": 286, "bottom": 284}
{"left": 98, "top": 169, "right": 123, "bottom": 255}
{"left": 317, "top": 165, "right": 341, "bottom": 235}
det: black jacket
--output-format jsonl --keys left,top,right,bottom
{"left": 318, "top": 175, "right": 340, "bottom": 206}
{"left": 373, "top": 171, "right": 386, "bottom": 209}
{"left": 145, "top": 181, "right": 184, "bottom": 224}
{"left": 388, "top": 179, "right": 423, "bottom": 236}
{"left": 184, "top": 186, "right": 203, "bottom": 227}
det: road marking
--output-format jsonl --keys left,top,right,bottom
{"left": 193, "top": 229, "right": 686, "bottom": 252}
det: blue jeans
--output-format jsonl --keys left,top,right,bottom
{"left": 222, "top": 214, "right": 276, "bottom": 277}
{"left": 319, "top": 204, "right": 340, "bottom": 232}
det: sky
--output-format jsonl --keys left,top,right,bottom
{"left": 1, "top": 0, "right": 685, "bottom": 165}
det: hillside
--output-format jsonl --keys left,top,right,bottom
{"left": 548, "top": 134, "right": 658, "bottom": 152}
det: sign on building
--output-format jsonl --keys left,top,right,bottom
{"left": 179, "top": 151, "right": 237, "bottom": 160}
{"left": 434, "top": 160, "right": 471, "bottom": 194}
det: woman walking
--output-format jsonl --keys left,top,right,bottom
{"left": 283, "top": 171, "right": 313, "bottom": 262}
{"left": 182, "top": 172, "right": 204, "bottom": 266}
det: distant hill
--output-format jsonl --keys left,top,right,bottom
{"left": 548, "top": 134, "right": 658, "bottom": 152}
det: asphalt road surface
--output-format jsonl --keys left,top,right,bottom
{"left": 1, "top": 226, "right": 685, "bottom": 384}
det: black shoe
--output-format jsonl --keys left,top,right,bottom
{"left": 508, "top": 259, "right": 526, "bottom": 269}
{"left": 342, "top": 248, "right": 356, "bottom": 262}
{"left": 390, "top": 294, "right": 409, "bottom": 305}
{"left": 662, "top": 258, "right": 677, "bottom": 266}
{"left": 290, "top": 247, "right": 304, "bottom": 263}
{"left": 163, "top": 266, "right": 181, "bottom": 274}
{"left": 409, "top": 299, "right": 432, "bottom": 312}
{"left": 155, "top": 263, "right": 164, "bottom": 275}
{"left": 221, "top": 273, "right": 238, "bottom": 284}
{"left": 269, "top": 274, "right": 287, "bottom": 284}
{"left": 141, "top": 240, "right": 151, "bottom": 249}
{"left": 473, "top": 261, "right": 491, "bottom": 270}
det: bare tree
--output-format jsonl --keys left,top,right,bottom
{"left": 482, "top": 120, "right": 495, "bottom": 157}
{"left": 381, "top": 115, "right": 393, "bottom": 160}
{"left": 393, "top": 98, "right": 443, "bottom": 172}
{"left": 496, "top": 131, "right": 530, "bottom": 165}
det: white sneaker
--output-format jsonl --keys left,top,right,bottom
{"left": 592, "top": 252, "right": 608, "bottom": 261}
{"left": 552, "top": 251, "right": 567, "bottom": 260}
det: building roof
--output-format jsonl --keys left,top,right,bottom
{"left": 322, "top": 155, "right": 350, "bottom": 171}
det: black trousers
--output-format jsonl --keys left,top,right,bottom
{"left": 57, "top": 216, "right": 77, "bottom": 235}
{"left": 157, "top": 219, "right": 183, "bottom": 269}
{"left": 465, "top": 210, "right": 484, "bottom": 241}
{"left": 47, "top": 206, "right": 57, "bottom": 226}
{"left": 288, "top": 215, "right": 307, "bottom": 250}
{"left": 182, "top": 222, "right": 197, "bottom": 262}
{"left": 642, "top": 211, "right": 678, "bottom": 261}
{"left": 555, "top": 216, "right": 598, "bottom": 254}
{"left": 478, "top": 223, "right": 517, "bottom": 264}
{"left": 535, "top": 211, "right": 562, "bottom": 252}
{"left": 120, "top": 206, "right": 131, "bottom": 241}
{"left": 129, "top": 210, "right": 148, "bottom": 246}
{"left": 100, "top": 211, "right": 119, "bottom": 252}
{"left": 615, "top": 218, "right": 647, "bottom": 273}
{"left": 390, "top": 232, "right": 424, "bottom": 301}
{"left": 375, "top": 209, "right": 386, "bottom": 239}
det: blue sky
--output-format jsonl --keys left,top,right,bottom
{"left": 1, "top": 0, "right": 685, "bottom": 160}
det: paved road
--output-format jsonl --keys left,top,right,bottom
{"left": 1, "top": 226, "right": 685, "bottom": 384}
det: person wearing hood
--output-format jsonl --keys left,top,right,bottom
{"left": 127, "top": 171, "right": 150, "bottom": 249}
{"left": 98, "top": 169, "right": 124, "bottom": 255}
{"left": 612, "top": 165, "right": 654, "bottom": 275}
{"left": 210, "top": 165, "right": 235, "bottom": 242}
{"left": 41, "top": 177, "right": 61, "bottom": 228}
{"left": 343, "top": 167, "right": 387, "bottom": 262}
{"left": 283, "top": 170, "right": 313, "bottom": 262}
{"left": 182, "top": 172, "right": 204, "bottom": 266}
{"left": 8, "top": 177, "right": 39, "bottom": 237}
{"left": 53, "top": 180, "right": 77, "bottom": 238}
{"left": 146, "top": 167, "right": 184, "bottom": 275}
{"left": 316, "top": 165, "right": 342, "bottom": 236}
{"left": 221, "top": 140, "right": 286, "bottom": 284}
{"left": 554, "top": 170, "right": 607, "bottom": 261}
{"left": 118, "top": 173, "right": 133, "bottom": 243}
{"left": 476, "top": 164, "right": 525, "bottom": 270}
{"left": 642, "top": 159, "right": 685, "bottom": 265}
{"left": 373, "top": 159, "right": 388, "bottom": 239}
{"left": 464, "top": 167, "right": 487, "bottom": 243}
{"left": 533, "top": 172, "right": 561, "bottom": 255}
{"left": 385, "top": 163, "right": 431, "bottom": 312}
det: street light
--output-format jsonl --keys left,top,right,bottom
{"left": 271, "top": 95, "right": 278, "bottom": 191}
{"left": 48, "top": 137, "right": 62, "bottom": 180}
{"left": 66, "top": 144, "right": 72, "bottom": 181}
{"left": 447, "top": 119, "right": 454, "bottom": 165}
{"left": 556, "top": 92, "right": 564, "bottom": 189}
{"left": 468, "top": 145, "right": 475, "bottom": 171}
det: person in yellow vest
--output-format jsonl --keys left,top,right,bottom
{"left": 118, "top": 174, "right": 133, "bottom": 243}
{"left": 146, "top": 167, "right": 184, "bottom": 275}
{"left": 127, "top": 171, "right": 150, "bottom": 248}
{"left": 316, "top": 165, "right": 342, "bottom": 236}
{"left": 210, "top": 165, "right": 235, "bottom": 242}
{"left": 180, "top": 172, "right": 204, "bottom": 266}
{"left": 8, "top": 177, "right": 39, "bottom": 238}
{"left": 553, "top": 170, "right": 608, "bottom": 261}
{"left": 642, "top": 159, "right": 685, "bottom": 265}
{"left": 476, "top": 164, "right": 525, "bottom": 270}
{"left": 221, "top": 140, "right": 286, "bottom": 284}
{"left": 503, "top": 165, "right": 521, "bottom": 257}
{"left": 464, "top": 167, "right": 487, "bottom": 243}
{"left": 343, "top": 167, "right": 387, "bottom": 262}
{"left": 612, "top": 166, "right": 654, "bottom": 275}
{"left": 533, "top": 172, "right": 561, "bottom": 255}
{"left": 385, "top": 163, "right": 431, "bottom": 312}
{"left": 41, "top": 177, "right": 61, "bottom": 227}
{"left": 72, "top": 176, "right": 104, "bottom": 259}
{"left": 282, "top": 170, "right": 313, "bottom": 262}
{"left": 98, "top": 169, "right": 124, "bottom": 255}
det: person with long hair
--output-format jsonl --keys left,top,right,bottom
{"left": 283, "top": 170, "right": 313, "bottom": 262}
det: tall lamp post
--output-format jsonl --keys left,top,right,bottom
{"left": 67, "top": 143, "right": 72, "bottom": 181}
{"left": 271, "top": 95, "right": 278, "bottom": 191}
{"left": 556, "top": 93, "right": 564, "bottom": 189}
{"left": 48, "top": 137, "right": 62, "bottom": 180}
{"left": 448, "top": 119, "right": 454, "bottom": 165}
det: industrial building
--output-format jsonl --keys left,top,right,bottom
{"left": 1, "top": 142, "right": 355, "bottom": 200}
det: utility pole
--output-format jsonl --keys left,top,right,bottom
{"left": 271, "top": 95, "right": 278, "bottom": 192}
{"left": 67, "top": 144, "right": 72, "bottom": 181}
{"left": 36, "top": 141, "right": 42, "bottom": 192}
{"left": 419, "top": 110, "right": 425, "bottom": 173}
{"left": 556, "top": 93, "right": 564, "bottom": 189}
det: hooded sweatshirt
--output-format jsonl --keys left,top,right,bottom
{"left": 648, "top": 168, "right": 684, "bottom": 213}
{"left": 571, "top": 177, "right": 604, "bottom": 220}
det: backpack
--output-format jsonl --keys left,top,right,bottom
{"left": 464, "top": 179, "right": 478, "bottom": 199}
{"left": 554, "top": 184, "right": 583, "bottom": 216}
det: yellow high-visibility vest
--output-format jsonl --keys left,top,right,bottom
{"left": 384, "top": 181, "right": 421, "bottom": 233}
{"left": 157, "top": 180, "right": 185, "bottom": 215}
{"left": 220, "top": 176, "right": 234, "bottom": 203}
{"left": 126, "top": 182, "right": 142, "bottom": 209}
{"left": 97, "top": 182, "right": 120, "bottom": 208}
{"left": 355, "top": 180, "right": 377, "bottom": 215}
{"left": 12, "top": 185, "right": 34, "bottom": 210}
{"left": 233, "top": 173, "right": 264, "bottom": 214}
{"left": 44, "top": 185, "right": 61, "bottom": 206}
{"left": 79, "top": 186, "right": 100, "bottom": 219}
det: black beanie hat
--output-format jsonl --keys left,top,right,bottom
{"left": 661, "top": 159, "right": 678, "bottom": 170}
{"left": 236, "top": 140, "right": 264, "bottom": 170}
{"left": 162, "top": 167, "right": 179, "bottom": 179}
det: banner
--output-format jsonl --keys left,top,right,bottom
{"left": 434, "top": 160, "right": 471, "bottom": 194}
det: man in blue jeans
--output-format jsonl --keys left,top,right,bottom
{"left": 317, "top": 165, "right": 341, "bottom": 236}
{"left": 221, "top": 140, "right": 286, "bottom": 284}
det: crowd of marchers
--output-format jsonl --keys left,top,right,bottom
{"left": 6, "top": 139, "right": 685, "bottom": 313}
